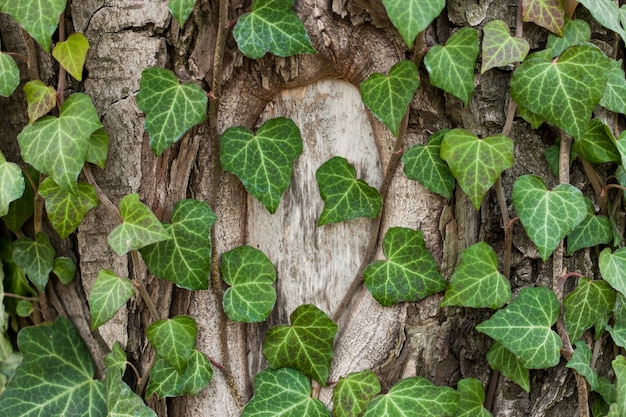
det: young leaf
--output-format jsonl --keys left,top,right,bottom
{"left": 233, "top": 0, "right": 315, "bottom": 59}
{"left": 481, "top": 20, "right": 529, "bottom": 74}
{"left": 454, "top": 378, "right": 491, "bottom": 417}
{"left": 89, "top": 269, "right": 134, "bottom": 330}
{"left": 332, "top": 370, "right": 381, "bottom": 417}
{"left": 221, "top": 245, "right": 277, "bottom": 323}
{"left": 440, "top": 129, "right": 514, "bottom": 210}
{"left": 364, "top": 227, "right": 446, "bottom": 307}
{"left": 147, "top": 316, "right": 197, "bottom": 373}
{"left": 53, "top": 256, "right": 76, "bottom": 284}
{"left": 146, "top": 350, "right": 213, "bottom": 398}
{"left": 16, "top": 300, "right": 33, "bottom": 317}
{"left": 4, "top": 168, "right": 36, "bottom": 232}
{"left": 486, "top": 342, "right": 530, "bottom": 392}
{"left": 169, "top": 0, "right": 195, "bottom": 27}
{"left": 263, "top": 304, "right": 337, "bottom": 385}
{"left": 0, "top": 151, "right": 24, "bottom": 217}
{"left": 12, "top": 232, "right": 55, "bottom": 292}
{"left": 566, "top": 341, "right": 599, "bottom": 391}
{"left": 424, "top": 27, "right": 479, "bottom": 106}
{"left": 546, "top": 18, "right": 590, "bottom": 58}
{"left": 105, "top": 368, "right": 156, "bottom": 417}
{"left": 105, "top": 341, "right": 128, "bottom": 375}
{"left": 39, "top": 178, "right": 98, "bottom": 239}
{"left": 572, "top": 118, "right": 620, "bottom": 164}
{"left": 441, "top": 242, "right": 511, "bottom": 309}
{"left": 512, "top": 175, "right": 586, "bottom": 261}
{"left": 599, "top": 247, "right": 626, "bottom": 297}
{"left": 23, "top": 80, "right": 56, "bottom": 123}
{"left": 360, "top": 60, "right": 419, "bottom": 137}
{"left": 564, "top": 278, "right": 615, "bottom": 342}
{"left": 577, "top": 0, "right": 626, "bottom": 44}
{"left": 566, "top": 198, "right": 612, "bottom": 255}
{"left": 600, "top": 59, "right": 626, "bottom": 116}
{"left": 0, "top": 53, "right": 19, "bottom": 97}
{"left": 136, "top": 67, "right": 207, "bottom": 156}
{"left": 52, "top": 33, "right": 89, "bottom": 81}
{"left": 522, "top": 0, "right": 565, "bottom": 36}
{"left": 316, "top": 157, "right": 382, "bottom": 226}
{"left": 220, "top": 117, "right": 303, "bottom": 213}
{"left": 87, "top": 128, "right": 109, "bottom": 169}
{"left": 610, "top": 355, "right": 626, "bottom": 416}
{"left": 381, "top": 0, "right": 444, "bottom": 49}
{"left": 0, "top": 0, "right": 67, "bottom": 52}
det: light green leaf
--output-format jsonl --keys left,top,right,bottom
{"left": 146, "top": 350, "right": 213, "bottom": 399}
{"left": 566, "top": 341, "right": 599, "bottom": 391}
{"left": 105, "top": 368, "right": 156, "bottom": 417}
{"left": 599, "top": 247, "right": 626, "bottom": 297}
{"left": 0, "top": 0, "right": 66, "bottom": 52}
{"left": 316, "top": 157, "right": 382, "bottom": 226}
{"left": 381, "top": 0, "right": 444, "bottom": 49}
{"left": 564, "top": 278, "right": 615, "bottom": 342}
{"left": 104, "top": 342, "right": 127, "bottom": 376}
{"left": 512, "top": 175, "right": 586, "bottom": 261}
{"left": 332, "top": 370, "right": 381, "bottom": 417}
{"left": 618, "top": 131, "right": 626, "bottom": 171}
{"left": 360, "top": 61, "right": 419, "bottom": 137}
{"left": 263, "top": 304, "right": 337, "bottom": 385}
{"left": 39, "top": 178, "right": 98, "bottom": 239}
{"left": 510, "top": 44, "right": 610, "bottom": 140}
{"left": 147, "top": 316, "right": 197, "bottom": 373}
{"left": 600, "top": 59, "right": 626, "bottom": 116}
{"left": 424, "top": 27, "right": 479, "bottom": 106}
{"left": 241, "top": 367, "right": 330, "bottom": 417}
{"left": 169, "top": 0, "right": 195, "bottom": 27}
{"left": 454, "top": 378, "right": 491, "bottom": 417}
{"left": 517, "top": 104, "right": 544, "bottom": 129}
{"left": 233, "top": 0, "right": 315, "bottom": 59}
{"left": 481, "top": 20, "right": 529, "bottom": 74}
{"left": 52, "top": 33, "right": 89, "bottom": 81}
{"left": 611, "top": 355, "right": 626, "bottom": 416}
{"left": 89, "top": 270, "right": 134, "bottom": 330}
{"left": 18, "top": 93, "right": 102, "bottom": 191}
{"left": 0, "top": 151, "right": 24, "bottom": 217}
{"left": 221, "top": 245, "right": 277, "bottom": 323}
{"left": 522, "top": 0, "right": 564, "bottom": 35}
{"left": 107, "top": 194, "right": 171, "bottom": 256}
{"left": 577, "top": 0, "right": 626, "bottom": 44}
{"left": 140, "top": 199, "right": 216, "bottom": 290}
{"left": 0, "top": 316, "right": 106, "bottom": 416}
{"left": 441, "top": 242, "right": 511, "bottom": 309}
{"left": 15, "top": 300, "right": 32, "bottom": 317}
{"left": 0, "top": 53, "right": 19, "bottom": 97}
{"left": 53, "top": 256, "right": 75, "bottom": 284}
{"left": 3, "top": 168, "right": 36, "bottom": 233}
{"left": 486, "top": 342, "right": 530, "bottom": 392}
{"left": 572, "top": 118, "right": 620, "bottom": 164}
{"left": 477, "top": 287, "right": 561, "bottom": 369}
{"left": 546, "top": 18, "right": 590, "bottom": 58}
{"left": 136, "top": 67, "right": 207, "bottom": 156}
{"left": 12, "top": 232, "right": 55, "bottom": 292}
{"left": 23, "top": 80, "right": 56, "bottom": 124}
{"left": 220, "top": 117, "right": 303, "bottom": 213}
{"left": 566, "top": 198, "right": 612, "bottom": 255}
{"left": 87, "top": 128, "right": 109, "bottom": 169}
{"left": 608, "top": 294, "right": 626, "bottom": 350}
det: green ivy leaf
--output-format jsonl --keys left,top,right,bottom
{"left": 12, "top": 232, "right": 55, "bottom": 292}
{"left": 221, "top": 245, "right": 277, "bottom": 323}
{"left": 577, "top": 0, "right": 626, "bottom": 44}
{"left": 486, "top": 343, "right": 530, "bottom": 392}
{"left": 220, "top": 117, "right": 303, "bottom": 213}
{"left": 0, "top": 53, "right": 19, "bottom": 97}
{"left": 136, "top": 67, "right": 207, "bottom": 156}
{"left": 454, "top": 378, "right": 491, "bottom": 417}
{"left": 566, "top": 341, "right": 599, "bottom": 391}
{"left": 147, "top": 316, "right": 197, "bottom": 373}
{"left": 522, "top": 0, "right": 564, "bottom": 35}
{"left": 610, "top": 355, "right": 626, "bottom": 416}
{"left": 364, "top": 227, "right": 445, "bottom": 307}
{"left": 546, "top": 18, "right": 590, "bottom": 58}
{"left": 86, "top": 128, "right": 109, "bottom": 169}
{"left": 566, "top": 198, "right": 612, "bottom": 255}
{"left": 510, "top": 44, "right": 610, "bottom": 140}
{"left": 0, "top": 151, "right": 24, "bottom": 217}
{"left": 107, "top": 194, "right": 171, "bottom": 256}
{"left": 169, "top": 0, "right": 195, "bottom": 27}
{"left": 572, "top": 118, "right": 620, "bottom": 164}
{"left": 241, "top": 367, "right": 330, "bottom": 417}
{"left": 23, "top": 80, "right": 56, "bottom": 124}
{"left": 381, "top": 0, "right": 444, "bottom": 49}
{"left": 52, "top": 33, "right": 89, "bottom": 81}
{"left": 564, "top": 278, "right": 615, "bottom": 342}
{"left": 360, "top": 61, "right": 419, "bottom": 137}
{"left": 0, "top": 316, "right": 106, "bottom": 416}
{"left": 140, "top": 199, "right": 216, "bottom": 290}
{"left": 599, "top": 247, "right": 626, "bottom": 297}
{"left": 104, "top": 342, "right": 128, "bottom": 376}
{"left": 18, "top": 93, "right": 102, "bottom": 191}
{"left": 316, "top": 157, "right": 382, "bottom": 226}
{"left": 600, "top": 59, "right": 626, "bottom": 116}
{"left": 517, "top": 104, "right": 544, "bottom": 129}
{"left": 89, "top": 270, "right": 134, "bottom": 330}
{"left": 53, "top": 256, "right": 76, "bottom": 284}
{"left": 146, "top": 350, "right": 213, "bottom": 399}
{"left": 332, "top": 370, "right": 381, "bottom": 417}
{"left": 39, "top": 178, "right": 98, "bottom": 239}
{"left": 16, "top": 300, "right": 33, "bottom": 317}
{"left": 481, "top": 20, "right": 529, "bottom": 74}
{"left": 512, "top": 175, "right": 586, "bottom": 261}
{"left": 363, "top": 377, "right": 458, "bottom": 417}
{"left": 4, "top": 168, "right": 36, "bottom": 233}
{"left": 105, "top": 368, "right": 156, "bottom": 417}
{"left": 263, "top": 304, "right": 337, "bottom": 385}
{"left": 0, "top": 0, "right": 66, "bottom": 52}
{"left": 233, "top": 0, "right": 315, "bottom": 59}
{"left": 402, "top": 129, "right": 455, "bottom": 200}
{"left": 476, "top": 287, "right": 562, "bottom": 369}
{"left": 608, "top": 294, "right": 626, "bottom": 350}
{"left": 441, "top": 242, "right": 511, "bottom": 309}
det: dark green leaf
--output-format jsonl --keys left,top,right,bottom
{"left": 89, "top": 270, "right": 134, "bottom": 330}
{"left": 146, "top": 350, "right": 213, "bottom": 399}
{"left": 381, "top": 0, "right": 444, "bottom": 48}
{"left": 105, "top": 368, "right": 156, "bottom": 417}
{"left": 332, "top": 370, "right": 381, "bottom": 417}
{"left": 454, "top": 378, "right": 491, "bottom": 417}
{"left": 147, "top": 316, "right": 197, "bottom": 372}
{"left": 39, "top": 178, "right": 98, "bottom": 239}
{"left": 12, "top": 232, "right": 55, "bottom": 292}
{"left": 522, "top": 0, "right": 564, "bottom": 35}
{"left": 169, "top": 0, "right": 195, "bottom": 27}
{"left": 481, "top": 20, "right": 529, "bottom": 73}
{"left": 610, "top": 355, "right": 626, "bottom": 415}
{"left": 53, "top": 256, "right": 76, "bottom": 284}
{"left": 23, "top": 80, "right": 56, "bottom": 124}
{"left": 601, "top": 59, "right": 626, "bottom": 115}
{"left": 517, "top": 105, "right": 544, "bottom": 129}
{"left": 0, "top": 0, "right": 66, "bottom": 52}
{"left": 0, "top": 53, "right": 19, "bottom": 97}
{"left": 0, "top": 151, "right": 24, "bottom": 217}
{"left": 546, "top": 18, "right": 590, "bottom": 58}
{"left": 599, "top": 247, "right": 626, "bottom": 297}
{"left": 564, "top": 278, "right": 615, "bottom": 341}
{"left": 566, "top": 341, "right": 599, "bottom": 391}
{"left": 577, "top": 0, "right": 626, "bottom": 43}
{"left": 486, "top": 343, "right": 530, "bottom": 392}
{"left": 572, "top": 118, "right": 620, "bottom": 164}
{"left": 566, "top": 198, "right": 612, "bottom": 255}
{"left": 52, "top": 33, "right": 89, "bottom": 81}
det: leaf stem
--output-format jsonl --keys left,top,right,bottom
{"left": 579, "top": 158, "right": 607, "bottom": 215}
{"left": 82, "top": 164, "right": 123, "bottom": 223}
{"left": 20, "top": 28, "right": 40, "bottom": 81}
{"left": 56, "top": 12, "right": 67, "bottom": 107}
{"left": 2, "top": 292, "right": 39, "bottom": 301}
{"left": 131, "top": 252, "right": 160, "bottom": 323}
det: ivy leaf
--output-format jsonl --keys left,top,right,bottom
{"left": 546, "top": 18, "right": 590, "bottom": 58}
{"left": 599, "top": 247, "right": 626, "bottom": 297}
{"left": 104, "top": 342, "right": 128, "bottom": 375}
{"left": 360, "top": 61, "right": 419, "bottom": 137}
{"left": 0, "top": 151, "right": 24, "bottom": 217}
{"left": 4, "top": 168, "right": 36, "bottom": 233}
{"left": 316, "top": 157, "right": 382, "bottom": 226}
{"left": 566, "top": 198, "right": 612, "bottom": 255}
{"left": 566, "top": 341, "right": 599, "bottom": 391}
{"left": 600, "top": 59, "right": 626, "bottom": 116}
{"left": 441, "top": 242, "right": 511, "bottom": 309}
{"left": 454, "top": 378, "right": 491, "bottom": 417}
{"left": 481, "top": 20, "right": 530, "bottom": 74}
{"left": 263, "top": 304, "right": 337, "bottom": 385}
{"left": 517, "top": 104, "right": 544, "bottom": 129}
{"left": 364, "top": 227, "right": 445, "bottom": 307}
{"left": 18, "top": 93, "right": 102, "bottom": 191}
{"left": 0, "top": 0, "right": 66, "bottom": 52}
{"left": 0, "top": 53, "right": 19, "bottom": 97}
{"left": 572, "top": 118, "right": 620, "bottom": 164}
{"left": 147, "top": 316, "right": 197, "bottom": 373}
{"left": 221, "top": 245, "right": 277, "bottom": 323}
{"left": 402, "top": 129, "right": 455, "bottom": 200}
{"left": 107, "top": 194, "right": 171, "bottom": 256}
{"left": 220, "top": 117, "right": 303, "bottom": 213}
{"left": 440, "top": 129, "right": 514, "bottom": 210}
{"left": 136, "top": 67, "right": 207, "bottom": 156}
{"left": 23, "top": 80, "right": 56, "bottom": 124}
{"left": 577, "top": 0, "right": 626, "bottom": 44}
{"left": 39, "top": 178, "right": 98, "bottom": 239}
{"left": 610, "top": 355, "right": 626, "bottom": 416}
{"left": 510, "top": 44, "right": 610, "bottom": 140}
{"left": 363, "top": 376, "right": 458, "bottom": 417}
{"left": 12, "top": 232, "right": 55, "bottom": 292}
{"left": 53, "top": 256, "right": 76, "bottom": 284}
{"left": 486, "top": 342, "right": 530, "bottom": 392}
{"left": 332, "top": 370, "right": 381, "bottom": 417}
{"left": 381, "top": 0, "right": 444, "bottom": 49}
{"left": 52, "top": 33, "right": 89, "bottom": 81}
{"left": 564, "top": 278, "right": 615, "bottom": 342}
{"left": 146, "top": 350, "right": 213, "bottom": 399}
{"left": 0, "top": 316, "right": 106, "bottom": 416}
{"left": 89, "top": 270, "right": 134, "bottom": 330}
{"left": 608, "top": 294, "right": 626, "bottom": 350}
{"left": 105, "top": 368, "right": 156, "bottom": 417}
{"left": 522, "top": 0, "right": 565, "bottom": 36}
{"left": 241, "top": 367, "right": 330, "bottom": 417}
{"left": 476, "top": 287, "right": 562, "bottom": 369}
{"left": 424, "top": 27, "right": 479, "bottom": 106}
{"left": 512, "top": 175, "right": 586, "bottom": 261}
{"left": 140, "top": 199, "right": 216, "bottom": 290}
{"left": 87, "top": 128, "right": 109, "bottom": 169}
{"left": 169, "top": 0, "right": 195, "bottom": 27}
{"left": 232, "top": 0, "right": 315, "bottom": 59}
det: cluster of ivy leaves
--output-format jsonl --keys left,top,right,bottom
{"left": 1, "top": 0, "right": 626, "bottom": 416}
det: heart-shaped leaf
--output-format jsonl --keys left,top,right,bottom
{"left": 263, "top": 304, "right": 337, "bottom": 385}
{"left": 510, "top": 44, "right": 610, "bottom": 140}
{"left": 105, "top": 367, "right": 157, "bottom": 417}
{"left": 0, "top": 0, "right": 67, "bottom": 52}
{"left": 18, "top": 93, "right": 102, "bottom": 191}
{"left": 39, "top": 178, "right": 98, "bottom": 239}
{"left": 0, "top": 151, "right": 24, "bottom": 217}
{"left": 572, "top": 118, "right": 620, "bottom": 164}
{"left": 455, "top": 378, "right": 491, "bottom": 417}
{"left": 601, "top": 59, "right": 626, "bottom": 116}
{"left": 522, "top": 0, "right": 565, "bottom": 35}
{"left": 512, "top": 175, "right": 587, "bottom": 261}
{"left": 424, "top": 27, "right": 479, "bottom": 106}
{"left": 486, "top": 342, "right": 530, "bottom": 392}
{"left": 53, "top": 256, "right": 76, "bottom": 284}
{"left": 220, "top": 117, "right": 303, "bottom": 213}
{"left": 87, "top": 128, "right": 109, "bottom": 169}
{"left": 105, "top": 342, "right": 127, "bottom": 375}
{"left": 599, "top": 247, "right": 626, "bottom": 297}
{"left": 0, "top": 53, "right": 19, "bottom": 97}
{"left": 233, "top": 0, "right": 315, "bottom": 59}
{"left": 381, "top": 0, "right": 444, "bottom": 48}
{"left": 140, "top": 199, "right": 216, "bottom": 290}
{"left": 146, "top": 350, "right": 213, "bottom": 399}
{"left": 566, "top": 341, "right": 599, "bottom": 392}
{"left": 241, "top": 368, "right": 330, "bottom": 417}
{"left": 566, "top": 197, "right": 612, "bottom": 255}
{"left": 441, "top": 242, "right": 511, "bottom": 309}
{"left": 577, "top": 0, "right": 626, "bottom": 44}
{"left": 564, "top": 278, "right": 615, "bottom": 342}
{"left": 4, "top": 167, "right": 35, "bottom": 233}
{"left": 89, "top": 269, "right": 134, "bottom": 330}
{"left": 23, "top": 80, "right": 56, "bottom": 124}
{"left": 12, "top": 232, "right": 55, "bottom": 292}
{"left": 476, "top": 287, "right": 562, "bottom": 369}
{"left": 52, "top": 33, "right": 89, "bottom": 81}
{"left": 316, "top": 157, "right": 382, "bottom": 226}
{"left": 363, "top": 227, "right": 446, "bottom": 307}
{"left": 136, "top": 67, "right": 207, "bottom": 156}
{"left": 221, "top": 245, "right": 277, "bottom": 323}
{"left": 147, "top": 316, "right": 197, "bottom": 373}
{"left": 169, "top": 0, "right": 195, "bottom": 27}
{"left": 332, "top": 370, "right": 381, "bottom": 417}
{"left": 481, "top": 20, "right": 530, "bottom": 73}
{"left": 441, "top": 129, "right": 514, "bottom": 210}
{"left": 360, "top": 60, "right": 419, "bottom": 137}
{"left": 546, "top": 18, "right": 590, "bottom": 58}
{"left": 610, "top": 355, "right": 626, "bottom": 416}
